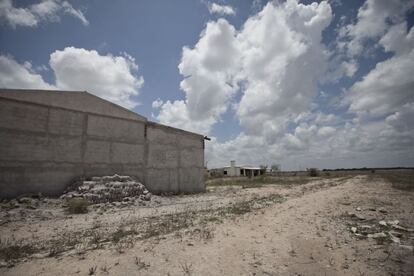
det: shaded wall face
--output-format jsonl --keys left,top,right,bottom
{"left": 146, "top": 125, "right": 204, "bottom": 193}
{"left": 0, "top": 98, "right": 204, "bottom": 197}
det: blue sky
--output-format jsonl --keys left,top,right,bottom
{"left": 1, "top": 0, "right": 414, "bottom": 170}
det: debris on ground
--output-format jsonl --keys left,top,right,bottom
{"left": 367, "top": 232, "right": 387, "bottom": 239}
{"left": 347, "top": 211, "right": 365, "bottom": 220}
{"left": 61, "top": 174, "right": 151, "bottom": 204}
{"left": 344, "top": 207, "right": 414, "bottom": 248}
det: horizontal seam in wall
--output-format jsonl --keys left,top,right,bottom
{"left": 0, "top": 97, "right": 146, "bottom": 124}
{"left": 0, "top": 128, "right": 145, "bottom": 145}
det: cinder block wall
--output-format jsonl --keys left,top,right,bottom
{"left": 146, "top": 123, "right": 205, "bottom": 194}
{"left": 0, "top": 97, "right": 205, "bottom": 198}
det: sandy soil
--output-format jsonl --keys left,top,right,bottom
{"left": 1, "top": 175, "right": 413, "bottom": 275}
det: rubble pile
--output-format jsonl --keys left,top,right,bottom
{"left": 61, "top": 174, "right": 151, "bottom": 204}
{"left": 345, "top": 207, "right": 414, "bottom": 251}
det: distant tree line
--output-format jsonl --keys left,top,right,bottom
{"left": 322, "top": 167, "right": 414, "bottom": 171}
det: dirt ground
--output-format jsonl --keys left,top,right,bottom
{"left": 1, "top": 174, "right": 413, "bottom": 275}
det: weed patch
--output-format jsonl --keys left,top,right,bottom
{"left": 0, "top": 244, "right": 35, "bottom": 261}
{"left": 377, "top": 170, "right": 414, "bottom": 191}
{"left": 66, "top": 198, "right": 90, "bottom": 214}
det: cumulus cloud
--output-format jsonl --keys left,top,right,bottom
{"left": 154, "top": 0, "right": 332, "bottom": 135}
{"left": 318, "top": 126, "right": 336, "bottom": 137}
{"left": 0, "top": 55, "right": 54, "bottom": 89}
{"left": 0, "top": 0, "right": 88, "bottom": 28}
{"left": 207, "top": 112, "right": 414, "bottom": 170}
{"left": 177, "top": 0, "right": 414, "bottom": 169}
{"left": 155, "top": 18, "right": 240, "bottom": 133}
{"left": 152, "top": 98, "right": 164, "bottom": 109}
{"left": 385, "top": 103, "right": 414, "bottom": 133}
{"left": 0, "top": 47, "right": 144, "bottom": 109}
{"left": 156, "top": 100, "right": 217, "bottom": 134}
{"left": 208, "top": 2, "right": 236, "bottom": 16}
{"left": 235, "top": 0, "right": 332, "bottom": 136}
{"left": 338, "top": 0, "right": 413, "bottom": 57}
{"left": 323, "top": 59, "right": 358, "bottom": 83}
{"left": 50, "top": 47, "right": 143, "bottom": 109}
{"left": 346, "top": 25, "right": 414, "bottom": 118}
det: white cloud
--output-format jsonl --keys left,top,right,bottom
{"left": 340, "top": 1, "right": 414, "bottom": 143}
{"left": 206, "top": 114, "right": 414, "bottom": 170}
{"left": 0, "top": 47, "right": 144, "bottom": 109}
{"left": 156, "top": 100, "right": 217, "bottom": 134}
{"left": 318, "top": 126, "right": 336, "bottom": 137}
{"left": 0, "top": 0, "right": 88, "bottom": 28}
{"left": 315, "top": 113, "right": 337, "bottom": 125}
{"left": 155, "top": 18, "right": 240, "bottom": 133}
{"left": 235, "top": 0, "right": 332, "bottom": 135}
{"left": 385, "top": 103, "right": 414, "bottom": 133}
{"left": 338, "top": 0, "right": 413, "bottom": 57}
{"left": 152, "top": 0, "right": 414, "bottom": 170}
{"left": 50, "top": 47, "right": 143, "bottom": 109}
{"left": 0, "top": 55, "right": 54, "bottom": 89}
{"left": 61, "top": 1, "right": 88, "bottom": 25}
{"left": 208, "top": 3, "right": 235, "bottom": 16}
{"left": 251, "top": 0, "right": 263, "bottom": 12}
{"left": 379, "top": 22, "right": 414, "bottom": 56}
{"left": 346, "top": 31, "right": 414, "bottom": 117}
{"left": 152, "top": 98, "right": 164, "bottom": 109}
{"left": 155, "top": 0, "right": 332, "bottom": 135}
{"left": 323, "top": 59, "right": 358, "bottom": 83}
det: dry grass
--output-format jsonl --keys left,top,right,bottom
{"left": 66, "top": 198, "right": 90, "bottom": 214}
{"left": 180, "top": 262, "right": 193, "bottom": 275}
{"left": 206, "top": 175, "right": 318, "bottom": 188}
{"left": 376, "top": 170, "right": 414, "bottom": 191}
{"left": 0, "top": 243, "right": 35, "bottom": 261}
{"left": 134, "top": 256, "right": 150, "bottom": 270}
{"left": 7, "top": 192, "right": 285, "bottom": 262}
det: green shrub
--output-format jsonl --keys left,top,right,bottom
{"left": 66, "top": 198, "right": 89, "bottom": 214}
{"left": 308, "top": 168, "right": 319, "bottom": 177}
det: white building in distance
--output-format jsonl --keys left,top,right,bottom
{"left": 210, "top": 161, "right": 263, "bottom": 178}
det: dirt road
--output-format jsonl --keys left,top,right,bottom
{"left": 1, "top": 175, "right": 413, "bottom": 275}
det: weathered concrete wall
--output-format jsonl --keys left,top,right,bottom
{"left": 0, "top": 95, "right": 205, "bottom": 198}
{"left": 0, "top": 89, "right": 146, "bottom": 121}
{"left": 146, "top": 123, "right": 205, "bottom": 193}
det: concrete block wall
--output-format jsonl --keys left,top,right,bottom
{"left": 0, "top": 97, "right": 205, "bottom": 198}
{"left": 145, "top": 123, "right": 204, "bottom": 193}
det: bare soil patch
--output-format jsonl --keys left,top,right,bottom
{"left": 1, "top": 173, "right": 413, "bottom": 275}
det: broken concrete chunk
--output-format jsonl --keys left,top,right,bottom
{"left": 367, "top": 232, "right": 387, "bottom": 239}
{"left": 360, "top": 225, "right": 372, "bottom": 229}
{"left": 351, "top": 227, "right": 357, "bottom": 233}
{"left": 379, "top": 220, "right": 387, "bottom": 226}
{"left": 391, "top": 224, "right": 414, "bottom": 232}
{"left": 389, "top": 230, "right": 403, "bottom": 238}
{"left": 387, "top": 220, "right": 399, "bottom": 226}
{"left": 388, "top": 232, "right": 400, "bottom": 244}
{"left": 378, "top": 208, "right": 387, "bottom": 214}
{"left": 347, "top": 212, "right": 365, "bottom": 220}
{"left": 61, "top": 175, "right": 151, "bottom": 204}
{"left": 354, "top": 214, "right": 365, "bottom": 220}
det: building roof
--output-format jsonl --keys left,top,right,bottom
{"left": 0, "top": 88, "right": 207, "bottom": 139}
{"left": 223, "top": 165, "right": 262, "bottom": 170}
{"left": 0, "top": 88, "right": 146, "bottom": 122}
{"left": 240, "top": 166, "right": 262, "bottom": 170}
